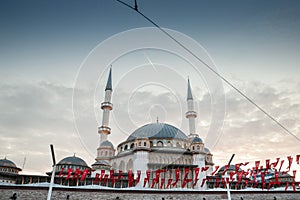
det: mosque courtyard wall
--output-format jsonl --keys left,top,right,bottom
{"left": 1, "top": 185, "right": 300, "bottom": 200}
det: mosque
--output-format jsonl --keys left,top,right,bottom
{"left": 1, "top": 69, "right": 295, "bottom": 189}
{"left": 91, "top": 68, "right": 214, "bottom": 188}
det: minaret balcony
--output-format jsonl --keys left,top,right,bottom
{"left": 98, "top": 126, "right": 111, "bottom": 134}
{"left": 185, "top": 111, "right": 197, "bottom": 118}
{"left": 101, "top": 102, "right": 113, "bottom": 110}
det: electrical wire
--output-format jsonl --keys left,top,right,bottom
{"left": 115, "top": 0, "right": 300, "bottom": 143}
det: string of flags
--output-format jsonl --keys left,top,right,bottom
{"left": 57, "top": 155, "right": 300, "bottom": 191}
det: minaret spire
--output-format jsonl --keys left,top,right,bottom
{"left": 105, "top": 66, "right": 112, "bottom": 91}
{"left": 185, "top": 78, "right": 197, "bottom": 137}
{"left": 187, "top": 78, "right": 193, "bottom": 100}
{"left": 98, "top": 67, "right": 113, "bottom": 144}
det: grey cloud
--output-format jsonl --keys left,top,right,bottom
{"left": 1, "top": 78, "right": 299, "bottom": 173}
{"left": 0, "top": 81, "right": 95, "bottom": 173}
{"left": 213, "top": 80, "right": 300, "bottom": 165}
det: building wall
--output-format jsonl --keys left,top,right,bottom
{"left": 1, "top": 186, "right": 300, "bottom": 200}
{"left": 110, "top": 154, "right": 134, "bottom": 171}
{"left": 111, "top": 150, "right": 197, "bottom": 172}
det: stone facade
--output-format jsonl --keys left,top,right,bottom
{"left": 1, "top": 186, "right": 300, "bottom": 200}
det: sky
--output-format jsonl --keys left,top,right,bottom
{"left": 0, "top": 0, "right": 300, "bottom": 178}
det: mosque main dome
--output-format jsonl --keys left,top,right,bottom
{"left": 126, "top": 123, "right": 188, "bottom": 142}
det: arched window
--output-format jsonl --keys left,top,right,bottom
{"left": 159, "top": 156, "right": 163, "bottom": 163}
{"left": 126, "top": 159, "right": 133, "bottom": 171}
{"left": 196, "top": 145, "right": 200, "bottom": 150}
{"left": 150, "top": 141, "right": 153, "bottom": 147}
{"left": 130, "top": 143, "right": 134, "bottom": 149}
{"left": 105, "top": 151, "right": 108, "bottom": 156}
{"left": 192, "top": 146, "right": 195, "bottom": 150}
{"left": 144, "top": 142, "right": 147, "bottom": 146}
{"left": 138, "top": 141, "right": 141, "bottom": 146}
{"left": 176, "top": 142, "right": 181, "bottom": 148}
{"left": 157, "top": 141, "right": 163, "bottom": 147}
{"left": 124, "top": 145, "right": 128, "bottom": 150}
{"left": 119, "top": 161, "right": 125, "bottom": 171}
{"left": 164, "top": 158, "right": 168, "bottom": 164}
{"left": 167, "top": 141, "right": 172, "bottom": 147}
{"left": 112, "top": 162, "right": 117, "bottom": 170}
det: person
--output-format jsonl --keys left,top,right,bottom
{"left": 10, "top": 193, "right": 17, "bottom": 200}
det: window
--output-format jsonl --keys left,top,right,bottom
{"left": 157, "top": 141, "right": 163, "bottom": 147}
{"left": 130, "top": 143, "right": 134, "bottom": 149}
{"left": 119, "top": 161, "right": 125, "bottom": 171}
{"left": 164, "top": 158, "right": 168, "bottom": 164}
{"left": 126, "top": 159, "right": 133, "bottom": 171}
{"left": 124, "top": 145, "right": 128, "bottom": 150}
{"left": 144, "top": 142, "right": 147, "bottom": 146}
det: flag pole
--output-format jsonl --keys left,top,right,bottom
{"left": 226, "top": 154, "right": 235, "bottom": 200}
{"left": 47, "top": 144, "right": 56, "bottom": 200}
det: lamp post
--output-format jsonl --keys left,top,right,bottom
{"left": 225, "top": 154, "right": 235, "bottom": 200}
{"left": 47, "top": 144, "right": 56, "bottom": 200}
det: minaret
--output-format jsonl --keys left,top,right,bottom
{"left": 185, "top": 78, "right": 197, "bottom": 138}
{"left": 98, "top": 67, "right": 113, "bottom": 144}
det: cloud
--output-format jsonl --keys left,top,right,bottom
{"left": 0, "top": 81, "right": 93, "bottom": 173}
{"left": 0, "top": 78, "right": 299, "bottom": 175}
{"left": 212, "top": 80, "right": 300, "bottom": 165}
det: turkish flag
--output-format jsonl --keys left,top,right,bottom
{"left": 135, "top": 170, "right": 141, "bottom": 186}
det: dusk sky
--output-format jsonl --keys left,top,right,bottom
{"left": 1, "top": 0, "right": 300, "bottom": 177}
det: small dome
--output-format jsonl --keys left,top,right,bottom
{"left": 57, "top": 155, "right": 89, "bottom": 167}
{"left": 126, "top": 123, "right": 188, "bottom": 142}
{"left": 100, "top": 140, "right": 114, "bottom": 148}
{"left": 204, "top": 147, "right": 211, "bottom": 153}
{"left": 192, "top": 136, "right": 203, "bottom": 143}
{"left": 92, "top": 160, "right": 109, "bottom": 166}
{"left": 0, "top": 158, "right": 17, "bottom": 168}
{"left": 218, "top": 165, "right": 241, "bottom": 172}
